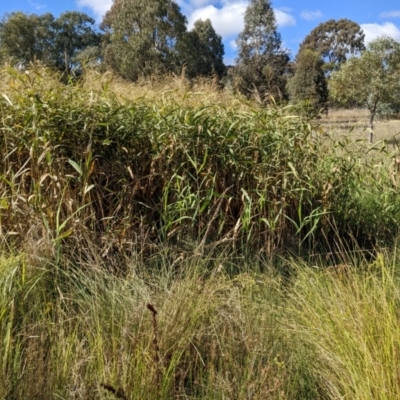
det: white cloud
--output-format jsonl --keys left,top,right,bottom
{"left": 188, "top": 1, "right": 295, "bottom": 38}
{"left": 224, "top": 56, "right": 236, "bottom": 65}
{"left": 76, "top": 0, "right": 112, "bottom": 20}
{"left": 300, "top": 10, "right": 323, "bottom": 21}
{"left": 278, "top": 7, "right": 293, "bottom": 13}
{"left": 379, "top": 10, "right": 400, "bottom": 19}
{"left": 187, "top": 1, "right": 247, "bottom": 37}
{"left": 361, "top": 22, "right": 400, "bottom": 43}
{"left": 275, "top": 9, "right": 296, "bottom": 27}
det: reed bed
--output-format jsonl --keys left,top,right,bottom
{"left": 0, "top": 65, "right": 399, "bottom": 265}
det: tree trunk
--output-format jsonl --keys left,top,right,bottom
{"left": 369, "top": 117, "right": 374, "bottom": 143}
{"left": 368, "top": 100, "right": 378, "bottom": 144}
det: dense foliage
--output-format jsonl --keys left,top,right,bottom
{"left": 233, "top": 0, "right": 289, "bottom": 100}
{"left": 0, "top": 67, "right": 399, "bottom": 263}
{"left": 0, "top": 11, "right": 100, "bottom": 71}
{"left": 2, "top": 4, "right": 400, "bottom": 399}
{"left": 0, "top": 5, "right": 226, "bottom": 81}
{"left": 184, "top": 18, "right": 226, "bottom": 78}
{"left": 287, "top": 49, "right": 328, "bottom": 110}
{"left": 299, "top": 18, "right": 365, "bottom": 72}
{"left": 3, "top": 3, "right": 395, "bottom": 116}
{"left": 0, "top": 32, "right": 399, "bottom": 398}
{"left": 101, "top": 0, "right": 188, "bottom": 79}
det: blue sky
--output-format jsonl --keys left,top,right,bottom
{"left": 2, "top": 0, "right": 400, "bottom": 65}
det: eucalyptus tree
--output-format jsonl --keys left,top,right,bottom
{"left": 329, "top": 37, "right": 400, "bottom": 142}
{"left": 300, "top": 18, "right": 365, "bottom": 73}
{"left": 0, "top": 12, "right": 55, "bottom": 65}
{"left": 184, "top": 18, "right": 225, "bottom": 79}
{"left": 53, "top": 11, "right": 101, "bottom": 72}
{"left": 287, "top": 49, "right": 328, "bottom": 111}
{"left": 233, "top": 0, "right": 289, "bottom": 100}
{"left": 0, "top": 11, "right": 100, "bottom": 71}
{"left": 101, "top": 0, "right": 187, "bottom": 80}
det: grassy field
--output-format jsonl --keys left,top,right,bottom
{"left": 320, "top": 108, "right": 400, "bottom": 144}
{"left": 1, "top": 65, "right": 400, "bottom": 399}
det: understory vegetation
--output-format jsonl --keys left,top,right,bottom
{"left": 1, "top": 66, "right": 400, "bottom": 399}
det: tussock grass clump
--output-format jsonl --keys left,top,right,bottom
{"left": 2, "top": 249, "right": 400, "bottom": 399}
{"left": 0, "top": 253, "right": 319, "bottom": 399}
{"left": 285, "top": 253, "right": 400, "bottom": 399}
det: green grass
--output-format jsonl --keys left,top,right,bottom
{"left": 285, "top": 252, "right": 400, "bottom": 399}
{"left": 0, "top": 252, "right": 303, "bottom": 399}
{"left": 1, "top": 249, "right": 400, "bottom": 398}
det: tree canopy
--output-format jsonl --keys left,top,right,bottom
{"left": 287, "top": 49, "right": 328, "bottom": 111}
{"left": 184, "top": 19, "right": 225, "bottom": 79}
{"left": 0, "top": 12, "right": 54, "bottom": 65}
{"left": 299, "top": 18, "right": 365, "bottom": 71}
{"left": 53, "top": 12, "right": 101, "bottom": 71}
{"left": 329, "top": 37, "right": 400, "bottom": 142}
{"left": 233, "top": 0, "right": 289, "bottom": 101}
{"left": 0, "top": 11, "right": 100, "bottom": 71}
{"left": 0, "top": 7, "right": 227, "bottom": 81}
{"left": 101, "top": 0, "right": 188, "bottom": 80}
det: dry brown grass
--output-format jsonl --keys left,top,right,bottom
{"left": 80, "top": 69, "right": 244, "bottom": 109}
{"left": 319, "top": 108, "right": 400, "bottom": 145}
{"left": 317, "top": 108, "right": 400, "bottom": 189}
{"left": 82, "top": 71, "right": 400, "bottom": 144}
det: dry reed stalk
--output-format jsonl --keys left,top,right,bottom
{"left": 147, "top": 303, "right": 162, "bottom": 388}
